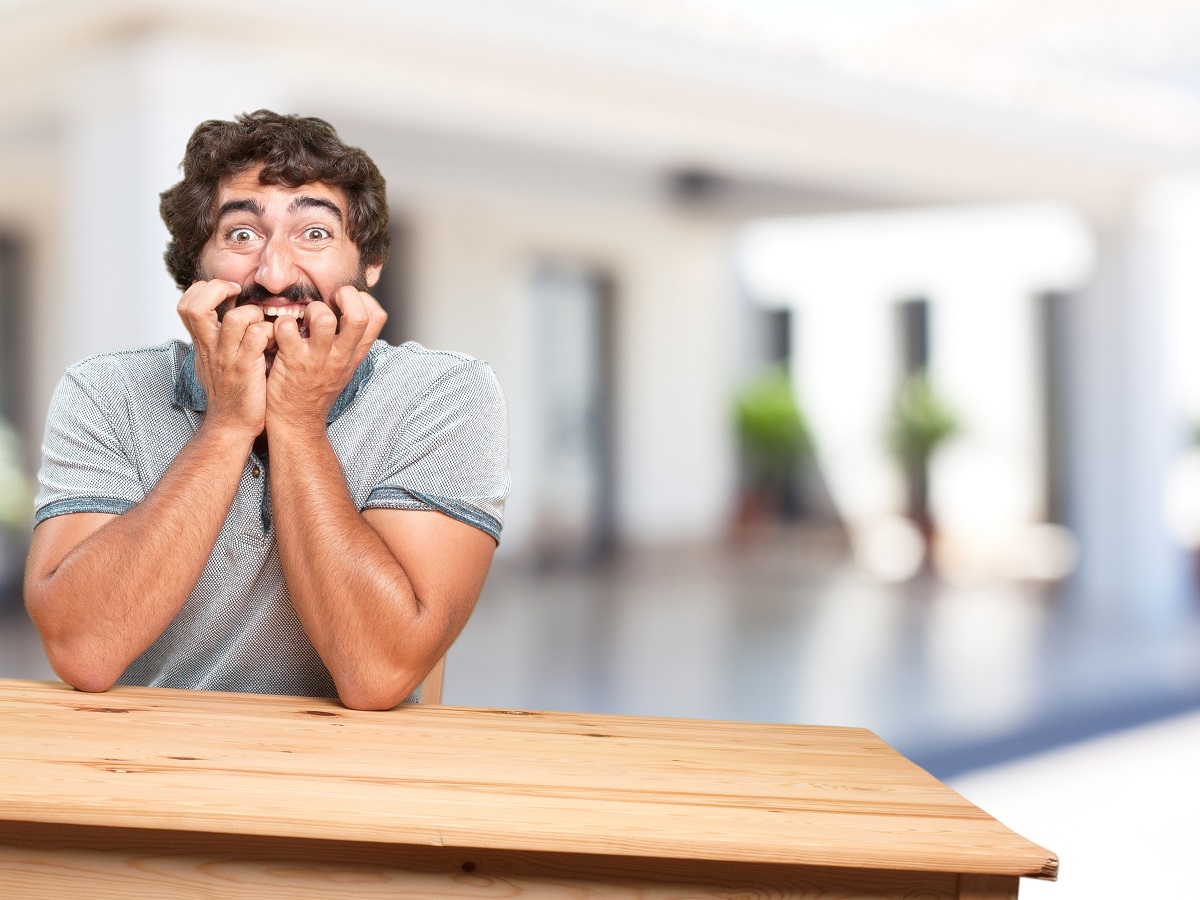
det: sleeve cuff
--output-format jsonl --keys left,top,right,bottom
{"left": 35, "top": 497, "right": 136, "bottom": 525}
{"left": 364, "top": 487, "right": 502, "bottom": 543}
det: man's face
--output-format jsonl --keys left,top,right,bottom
{"left": 197, "top": 165, "right": 381, "bottom": 354}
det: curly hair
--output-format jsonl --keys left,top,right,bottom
{"left": 159, "top": 110, "right": 390, "bottom": 291}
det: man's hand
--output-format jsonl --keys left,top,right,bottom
{"left": 177, "top": 280, "right": 273, "bottom": 439}
{"left": 265, "top": 286, "right": 387, "bottom": 433}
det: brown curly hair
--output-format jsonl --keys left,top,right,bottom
{"left": 159, "top": 110, "right": 390, "bottom": 291}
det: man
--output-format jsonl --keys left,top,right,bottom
{"left": 24, "top": 111, "right": 509, "bottom": 710}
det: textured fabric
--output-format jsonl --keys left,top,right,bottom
{"left": 34, "top": 339, "right": 509, "bottom": 701}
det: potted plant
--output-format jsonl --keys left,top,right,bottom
{"left": 889, "top": 372, "right": 960, "bottom": 544}
{"left": 733, "top": 367, "right": 812, "bottom": 528}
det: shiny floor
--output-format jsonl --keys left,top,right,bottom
{"left": 450, "top": 530, "right": 1200, "bottom": 777}
{"left": 948, "top": 709, "right": 1200, "bottom": 897}
{"left": 4, "top": 526, "right": 1200, "bottom": 779}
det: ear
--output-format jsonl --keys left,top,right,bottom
{"left": 364, "top": 263, "right": 382, "bottom": 289}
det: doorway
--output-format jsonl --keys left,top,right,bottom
{"left": 530, "top": 264, "right": 616, "bottom": 565}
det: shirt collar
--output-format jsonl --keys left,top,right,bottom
{"left": 174, "top": 344, "right": 376, "bottom": 424}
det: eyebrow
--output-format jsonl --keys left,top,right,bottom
{"left": 214, "top": 196, "right": 344, "bottom": 223}
{"left": 289, "top": 196, "right": 344, "bottom": 222}
{"left": 215, "top": 198, "right": 265, "bottom": 221}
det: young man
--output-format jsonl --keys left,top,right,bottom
{"left": 25, "top": 111, "right": 509, "bottom": 710}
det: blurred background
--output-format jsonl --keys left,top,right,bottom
{"left": 1, "top": 0, "right": 1199, "bottom": 894}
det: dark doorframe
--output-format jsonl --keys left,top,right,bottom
{"left": 531, "top": 263, "right": 617, "bottom": 565}
{"left": 0, "top": 235, "right": 26, "bottom": 435}
{"left": 1038, "top": 291, "right": 1072, "bottom": 526}
{"left": 895, "top": 297, "right": 932, "bottom": 535}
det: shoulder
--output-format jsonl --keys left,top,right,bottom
{"left": 61, "top": 340, "right": 190, "bottom": 398}
{"left": 370, "top": 340, "right": 490, "bottom": 382}
{"left": 366, "top": 341, "right": 504, "bottom": 412}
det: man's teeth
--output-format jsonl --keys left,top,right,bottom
{"left": 262, "top": 307, "right": 305, "bottom": 319}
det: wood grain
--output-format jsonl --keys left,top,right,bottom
{"left": 0, "top": 678, "right": 1057, "bottom": 887}
{"left": 959, "top": 873, "right": 1020, "bottom": 899}
{"left": 0, "top": 822, "right": 963, "bottom": 899}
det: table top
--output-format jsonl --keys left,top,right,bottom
{"left": 0, "top": 678, "right": 1056, "bottom": 879}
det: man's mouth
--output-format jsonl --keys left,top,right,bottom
{"left": 260, "top": 305, "right": 306, "bottom": 319}
{"left": 233, "top": 283, "right": 320, "bottom": 339}
{"left": 260, "top": 303, "right": 311, "bottom": 337}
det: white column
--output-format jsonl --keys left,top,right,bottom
{"left": 613, "top": 221, "right": 738, "bottom": 545}
{"left": 1066, "top": 209, "right": 1191, "bottom": 628}
{"left": 796, "top": 285, "right": 903, "bottom": 524}
{"left": 931, "top": 275, "right": 1044, "bottom": 534}
{"left": 54, "top": 35, "right": 286, "bottom": 374}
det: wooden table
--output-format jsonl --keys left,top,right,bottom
{"left": 0, "top": 678, "right": 1056, "bottom": 898}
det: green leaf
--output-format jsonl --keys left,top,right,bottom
{"left": 734, "top": 367, "right": 811, "bottom": 489}
{"left": 889, "top": 372, "right": 960, "bottom": 465}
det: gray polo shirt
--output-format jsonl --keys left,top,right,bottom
{"left": 34, "top": 339, "right": 509, "bottom": 701}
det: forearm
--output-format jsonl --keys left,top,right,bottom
{"left": 267, "top": 424, "right": 437, "bottom": 709}
{"left": 25, "top": 422, "right": 254, "bottom": 691}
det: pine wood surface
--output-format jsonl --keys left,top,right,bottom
{"left": 0, "top": 679, "right": 1057, "bottom": 882}
{"left": 0, "top": 822, "right": 972, "bottom": 899}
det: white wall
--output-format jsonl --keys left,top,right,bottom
{"left": 737, "top": 203, "right": 1095, "bottom": 578}
{"left": 396, "top": 197, "right": 737, "bottom": 553}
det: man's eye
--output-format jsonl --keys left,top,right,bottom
{"left": 229, "top": 228, "right": 256, "bottom": 243}
{"left": 305, "top": 227, "right": 331, "bottom": 240}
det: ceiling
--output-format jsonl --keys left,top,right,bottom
{"left": 2, "top": 0, "right": 1198, "bottom": 218}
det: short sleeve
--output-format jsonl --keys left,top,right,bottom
{"left": 364, "top": 359, "right": 510, "bottom": 542}
{"left": 34, "top": 369, "right": 144, "bottom": 525}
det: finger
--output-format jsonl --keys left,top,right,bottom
{"left": 362, "top": 291, "right": 388, "bottom": 336}
{"left": 273, "top": 311, "right": 305, "bottom": 356}
{"left": 303, "top": 301, "right": 339, "bottom": 348}
{"left": 177, "top": 281, "right": 241, "bottom": 347}
{"left": 348, "top": 292, "right": 387, "bottom": 363}
{"left": 178, "top": 282, "right": 241, "bottom": 356}
{"left": 330, "top": 286, "right": 370, "bottom": 346}
{"left": 216, "top": 303, "right": 265, "bottom": 360}
{"left": 239, "top": 321, "right": 275, "bottom": 361}
{"left": 177, "top": 279, "right": 240, "bottom": 319}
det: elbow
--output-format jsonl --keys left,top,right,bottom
{"left": 62, "top": 670, "right": 119, "bottom": 695}
{"left": 26, "top": 582, "right": 124, "bottom": 693}
{"left": 338, "top": 693, "right": 398, "bottom": 712}
{"left": 33, "top": 623, "right": 123, "bottom": 694}
{"left": 44, "top": 638, "right": 122, "bottom": 694}
{"left": 334, "top": 667, "right": 421, "bottom": 711}
{"left": 48, "top": 659, "right": 119, "bottom": 694}
{"left": 336, "top": 684, "right": 410, "bottom": 711}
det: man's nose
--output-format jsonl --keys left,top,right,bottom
{"left": 254, "top": 235, "right": 298, "bottom": 295}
